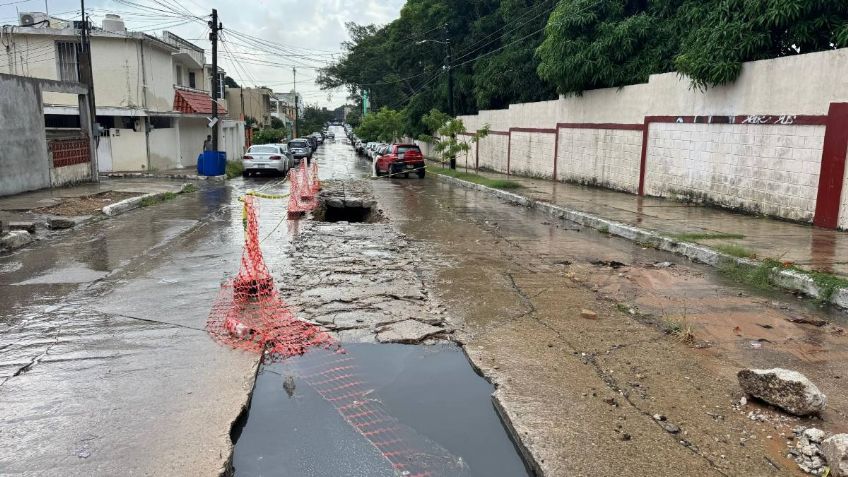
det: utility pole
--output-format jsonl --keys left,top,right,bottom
{"left": 209, "top": 9, "right": 222, "bottom": 151}
{"left": 293, "top": 67, "right": 298, "bottom": 138}
{"left": 444, "top": 24, "right": 453, "bottom": 118}
{"left": 362, "top": 89, "right": 369, "bottom": 117}
{"left": 78, "top": 0, "right": 98, "bottom": 180}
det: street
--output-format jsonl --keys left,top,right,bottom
{"left": 2, "top": 130, "right": 846, "bottom": 475}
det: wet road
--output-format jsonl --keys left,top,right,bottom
{"left": 0, "top": 137, "right": 360, "bottom": 475}
{"left": 3, "top": 128, "right": 847, "bottom": 476}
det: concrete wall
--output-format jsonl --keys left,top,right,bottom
{"left": 149, "top": 127, "right": 179, "bottom": 170}
{"left": 644, "top": 123, "right": 825, "bottom": 222}
{"left": 0, "top": 33, "right": 174, "bottom": 112}
{"left": 459, "top": 47, "right": 848, "bottom": 228}
{"left": 50, "top": 161, "right": 91, "bottom": 187}
{"left": 0, "top": 75, "right": 51, "bottom": 195}
{"left": 109, "top": 127, "right": 148, "bottom": 171}
{"left": 178, "top": 117, "right": 210, "bottom": 167}
{"left": 556, "top": 128, "right": 642, "bottom": 192}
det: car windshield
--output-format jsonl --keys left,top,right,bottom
{"left": 289, "top": 141, "right": 308, "bottom": 148}
{"left": 249, "top": 146, "right": 278, "bottom": 153}
{"left": 397, "top": 146, "right": 420, "bottom": 154}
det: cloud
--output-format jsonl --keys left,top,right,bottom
{"left": 0, "top": 0, "right": 404, "bottom": 107}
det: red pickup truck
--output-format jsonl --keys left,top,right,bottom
{"left": 375, "top": 144, "right": 426, "bottom": 178}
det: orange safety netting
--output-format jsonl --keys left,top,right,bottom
{"left": 207, "top": 193, "right": 464, "bottom": 476}
{"left": 287, "top": 160, "right": 318, "bottom": 217}
{"left": 206, "top": 195, "right": 337, "bottom": 359}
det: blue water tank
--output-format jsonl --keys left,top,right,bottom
{"left": 198, "top": 151, "right": 226, "bottom": 176}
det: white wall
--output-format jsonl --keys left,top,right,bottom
{"left": 509, "top": 131, "right": 556, "bottom": 178}
{"left": 51, "top": 161, "right": 90, "bottom": 187}
{"left": 109, "top": 127, "right": 147, "bottom": 171}
{"left": 644, "top": 123, "right": 825, "bottom": 221}
{"left": 457, "top": 47, "right": 848, "bottom": 227}
{"left": 178, "top": 117, "right": 210, "bottom": 167}
{"left": 149, "top": 127, "right": 179, "bottom": 170}
{"left": 555, "top": 128, "right": 642, "bottom": 192}
{"left": 0, "top": 32, "right": 174, "bottom": 111}
{"left": 839, "top": 150, "right": 848, "bottom": 230}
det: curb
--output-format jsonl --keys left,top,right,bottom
{"left": 100, "top": 172, "right": 225, "bottom": 182}
{"left": 432, "top": 173, "right": 848, "bottom": 311}
{"left": 102, "top": 183, "right": 193, "bottom": 217}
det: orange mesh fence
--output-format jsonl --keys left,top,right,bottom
{"left": 207, "top": 195, "right": 337, "bottom": 359}
{"left": 207, "top": 194, "right": 467, "bottom": 475}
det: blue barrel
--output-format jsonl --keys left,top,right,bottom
{"left": 199, "top": 151, "right": 226, "bottom": 176}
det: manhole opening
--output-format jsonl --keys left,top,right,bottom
{"left": 323, "top": 205, "right": 372, "bottom": 223}
{"left": 314, "top": 195, "right": 382, "bottom": 223}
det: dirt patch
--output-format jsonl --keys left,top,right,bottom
{"left": 35, "top": 191, "right": 141, "bottom": 216}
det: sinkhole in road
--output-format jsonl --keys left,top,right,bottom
{"left": 232, "top": 343, "right": 531, "bottom": 477}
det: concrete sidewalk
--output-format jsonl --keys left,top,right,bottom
{"left": 441, "top": 166, "right": 848, "bottom": 278}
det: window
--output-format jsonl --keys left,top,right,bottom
{"left": 175, "top": 65, "right": 183, "bottom": 85}
{"left": 188, "top": 71, "right": 196, "bottom": 89}
{"left": 56, "top": 41, "right": 79, "bottom": 82}
{"left": 149, "top": 116, "right": 173, "bottom": 129}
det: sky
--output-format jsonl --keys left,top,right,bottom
{"left": 0, "top": 0, "right": 405, "bottom": 108}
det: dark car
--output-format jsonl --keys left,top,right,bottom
{"left": 288, "top": 138, "right": 312, "bottom": 162}
{"left": 306, "top": 135, "right": 319, "bottom": 152}
{"left": 375, "top": 144, "right": 425, "bottom": 178}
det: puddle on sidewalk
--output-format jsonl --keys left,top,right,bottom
{"left": 232, "top": 343, "right": 530, "bottom": 477}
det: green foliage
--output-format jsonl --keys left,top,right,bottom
{"left": 418, "top": 109, "right": 489, "bottom": 166}
{"left": 299, "top": 106, "right": 335, "bottom": 137}
{"left": 270, "top": 117, "right": 285, "bottom": 130}
{"left": 253, "top": 128, "right": 286, "bottom": 144}
{"left": 672, "top": 232, "right": 745, "bottom": 241}
{"left": 676, "top": 1, "right": 848, "bottom": 89}
{"left": 714, "top": 243, "right": 756, "bottom": 259}
{"left": 429, "top": 166, "right": 522, "bottom": 189}
{"left": 322, "top": 0, "right": 848, "bottom": 109}
{"left": 355, "top": 107, "right": 406, "bottom": 142}
{"left": 536, "top": 0, "right": 683, "bottom": 94}
{"left": 226, "top": 160, "right": 244, "bottom": 179}
{"left": 224, "top": 76, "right": 240, "bottom": 88}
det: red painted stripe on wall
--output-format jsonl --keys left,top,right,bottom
{"left": 814, "top": 103, "right": 848, "bottom": 228}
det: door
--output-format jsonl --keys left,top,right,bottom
{"left": 97, "top": 134, "right": 113, "bottom": 172}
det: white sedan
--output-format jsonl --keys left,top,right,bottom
{"left": 242, "top": 144, "right": 292, "bottom": 177}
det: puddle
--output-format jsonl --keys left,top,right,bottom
{"left": 233, "top": 343, "right": 529, "bottom": 477}
{"left": 14, "top": 263, "right": 108, "bottom": 284}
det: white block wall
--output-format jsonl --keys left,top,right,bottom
{"left": 840, "top": 153, "right": 848, "bottom": 230}
{"left": 478, "top": 134, "right": 509, "bottom": 173}
{"left": 556, "top": 128, "right": 643, "bottom": 192}
{"left": 644, "top": 123, "right": 825, "bottom": 221}
{"left": 509, "top": 131, "right": 556, "bottom": 178}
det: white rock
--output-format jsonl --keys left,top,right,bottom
{"left": 804, "top": 428, "right": 826, "bottom": 444}
{"left": 737, "top": 368, "right": 827, "bottom": 416}
{"left": 823, "top": 434, "right": 848, "bottom": 476}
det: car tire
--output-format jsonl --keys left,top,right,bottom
{"left": 242, "top": 171, "right": 250, "bottom": 178}
{"left": 403, "top": 172, "right": 409, "bottom": 179}
{"left": 417, "top": 168, "right": 425, "bottom": 179}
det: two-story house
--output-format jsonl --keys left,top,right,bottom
{"left": 0, "top": 14, "right": 244, "bottom": 172}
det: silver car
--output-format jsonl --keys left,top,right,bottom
{"left": 242, "top": 144, "right": 292, "bottom": 177}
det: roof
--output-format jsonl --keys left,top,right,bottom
{"left": 173, "top": 88, "right": 227, "bottom": 115}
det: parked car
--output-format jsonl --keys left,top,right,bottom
{"left": 327, "top": 131, "right": 335, "bottom": 140}
{"left": 242, "top": 144, "right": 292, "bottom": 177}
{"left": 288, "top": 138, "right": 313, "bottom": 162}
{"left": 375, "top": 144, "right": 426, "bottom": 178}
{"left": 306, "top": 135, "right": 319, "bottom": 151}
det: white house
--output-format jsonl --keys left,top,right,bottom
{"left": 0, "top": 14, "right": 245, "bottom": 172}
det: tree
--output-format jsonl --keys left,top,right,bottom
{"left": 299, "top": 106, "right": 335, "bottom": 136}
{"left": 536, "top": 0, "right": 683, "bottom": 95}
{"left": 419, "top": 108, "right": 489, "bottom": 170}
{"left": 253, "top": 128, "right": 286, "bottom": 144}
{"left": 675, "top": 1, "right": 848, "bottom": 89}
{"left": 355, "top": 107, "right": 406, "bottom": 143}
{"left": 270, "top": 116, "right": 285, "bottom": 130}
{"left": 224, "top": 75, "right": 240, "bottom": 88}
